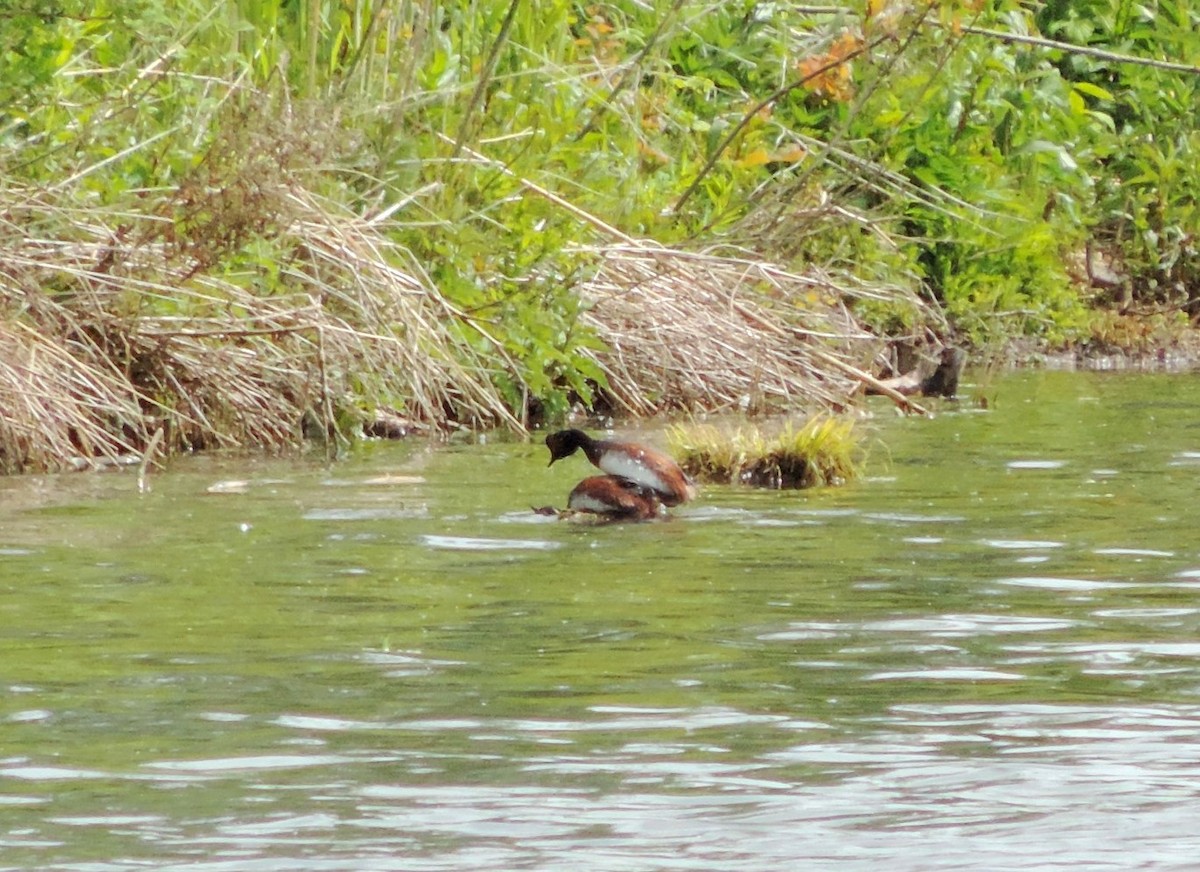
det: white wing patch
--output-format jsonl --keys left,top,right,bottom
{"left": 599, "top": 452, "right": 666, "bottom": 493}
{"left": 568, "top": 492, "right": 620, "bottom": 513}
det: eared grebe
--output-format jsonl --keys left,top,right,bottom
{"left": 545, "top": 428, "right": 696, "bottom": 506}
{"left": 566, "top": 475, "right": 663, "bottom": 520}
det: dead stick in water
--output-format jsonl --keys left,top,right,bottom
{"left": 729, "top": 299, "right": 928, "bottom": 415}
{"left": 137, "top": 426, "right": 165, "bottom": 493}
{"left": 810, "top": 349, "right": 928, "bottom": 415}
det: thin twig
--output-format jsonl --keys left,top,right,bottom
{"left": 672, "top": 31, "right": 893, "bottom": 215}
{"left": 573, "top": 0, "right": 687, "bottom": 143}
{"left": 961, "top": 25, "right": 1200, "bottom": 75}
{"left": 451, "top": 0, "right": 524, "bottom": 161}
{"left": 810, "top": 348, "right": 928, "bottom": 415}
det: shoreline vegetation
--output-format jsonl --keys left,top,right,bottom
{"left": 2, "top": 1, "right": 1197, "bottom": 473}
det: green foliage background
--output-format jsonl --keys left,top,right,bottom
{"left": 2, "top": 0, "right": 1198, "bottom": 422}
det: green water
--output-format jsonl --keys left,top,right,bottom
{"left": 3, "top": 370, "right": 1200, "bottom": 870}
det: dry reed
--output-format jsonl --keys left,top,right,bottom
{"left": 0, "top": 171, "right": 523, "bottom": 472}
{"left": 571, "top": 242, "right": 888, "bottom": 416}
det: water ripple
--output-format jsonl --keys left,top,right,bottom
{"left": 981, "top": 538, "right": 1064, "bottom": 550}
{"left": 862, "top": 614, "right": 1076, "bottom": 636}
{"left": 1, "top": 764, "right": 109, "bottom": 781}
{"left": 1093, "top": 546, "right": 1175, "bottom": 558}
{"left": 419, "top": 535, "right": 562, "bottom": 551}
{"left": 864, "top": 667, "right": 1026, "bottom": 682}
{"left": 862, "top": 512, "right": 966, "bottom": 524}
{"left": 995, "top": 576, "right": 1133, "bottom": 591}
{"left": 145, "top": 754, "right": 367, "bottom": 774}
{"left": 305, "top": 507, "right": 429, "bottom": 521}
{"left": 1006, "top": 459, "right": 1068, "bottom": 470}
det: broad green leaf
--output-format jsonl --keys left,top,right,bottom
{"left": 1073, "top": 81, "right": 1115, "bottom": 101}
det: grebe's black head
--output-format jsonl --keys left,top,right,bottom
{"left": 545, "top": 429, "right": 590, "bottom": 466}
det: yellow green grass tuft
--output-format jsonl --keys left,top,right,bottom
{"left": 668, "top": 417, "right": 862, "bottom": 489}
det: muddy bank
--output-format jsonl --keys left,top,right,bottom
{"left": 1003, "top": 334, "right": 1200, "bottom": 373}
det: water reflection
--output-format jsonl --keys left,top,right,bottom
{"left": 9, "top": 700, "right": 1195, "bottom": 871}
{"left": 3, "top": 372, "right": 1200, "bottom": 869}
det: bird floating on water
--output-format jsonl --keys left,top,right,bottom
{"left": 539, "top": 429, "right": 697, "bottom": 521}
{"left": 556, "top": 475, "right": 664, "bottom": 520}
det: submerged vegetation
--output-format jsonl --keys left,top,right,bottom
{"left": 669, "top": 417, "right": 862, "bottom": 489}
{"left": 1, "top": 0, "right": 1197, "bottom": 471}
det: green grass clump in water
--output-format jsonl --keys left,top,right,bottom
{"left": 668, "top": 417, "right": 861, "bottom": 489}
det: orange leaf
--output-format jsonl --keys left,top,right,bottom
{"left": 737, "top": 148, "right": 773, "bottom": 168}
{"left": 637, "top": 140, "right": 670, "bottom": 167}
{"left": 773, "top": 143, "right": 807, "bottom": 163}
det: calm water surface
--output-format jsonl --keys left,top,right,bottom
{"left": 3, "top": 371, "right": 1200, "bottom": 870}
